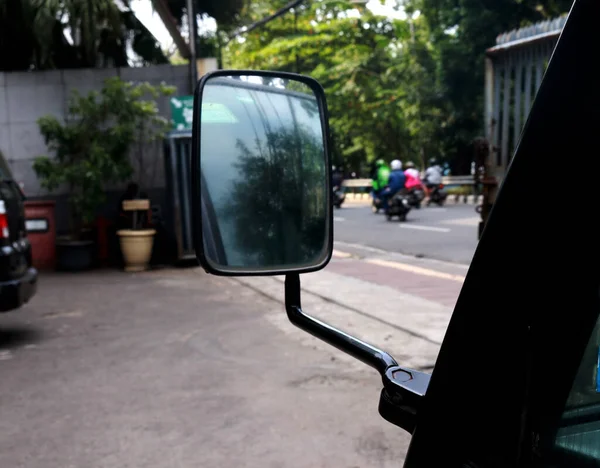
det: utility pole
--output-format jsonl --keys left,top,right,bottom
{"left": 186, "top": 0, "right": 198, "bottom": 93}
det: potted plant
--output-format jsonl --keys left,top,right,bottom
{"left": 112, "top": 80, "right": 174, "bottom": 272}
{"left": 34, "top": 78, "right": 137, "bottom": 271}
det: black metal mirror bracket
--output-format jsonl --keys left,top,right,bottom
{"left": 284, "top": 273, "right": 431, "bottom": 433}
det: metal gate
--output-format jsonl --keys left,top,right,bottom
{"left": 164, "top": 130, "right": 195, "bottom": 261}
{"left": 484, "top": 15, "right": 567, "bottom": 182}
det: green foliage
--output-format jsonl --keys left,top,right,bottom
{"left": 34, "top": 77, "right": 175, "bottom": 237}
{"left": 225, "top": 0, "right": 443, "bottom": 172}
{"left": 445, "top": 186, "right": 471, "bottom": 196}
{"left": 0, "top": 0, "right": 250, "bottom": 71}
{"left": 0, "top": 0, "right": 167, "bottom": 71}
{"left": 223, "top": 0, "right": 573, "bottom": 174}
{"left": 167, "top": 0, "right": 248, "bottom": 29}
{"left": 404, "top": 0, "right": 573, "bottom": 171}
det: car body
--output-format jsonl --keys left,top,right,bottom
{"left": 0, "top": 151, "right": 37, "bottom": 312}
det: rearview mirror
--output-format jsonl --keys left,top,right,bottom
{"left": 191, "top": 70, "right": 333, "bottom": 275}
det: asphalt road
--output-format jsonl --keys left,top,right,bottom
{"left": 334, "top": 202, "right": 480, "bottom": 265}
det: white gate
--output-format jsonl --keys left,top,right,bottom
{"left": 484, "top": 15, "right": 567, "bottom": 182}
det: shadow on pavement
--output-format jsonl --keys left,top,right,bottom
{"left": 0, "top": 326, "right": 43, "bottom": 350}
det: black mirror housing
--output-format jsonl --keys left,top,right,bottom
{"left": 191, "top": 70, "right": 334, "bottom": 276}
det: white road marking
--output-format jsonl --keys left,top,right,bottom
{"left": 442, "top": 217, "right": 480, "bottom": 227}
{"left": 332, "top": 249, "right": 466, "bottom": 281}
{"left": 426, "top": 207, "right": 448, "bottom": 212}
{"left": 365, "top": 258, "right": 466, "bottom": 282}
{"left": 334, "top": 217, "right": 345, "bottom": 222}
{"left": 332, "top": 250, "right": 352, "bottom": 258}
{"left": 334, "top": 240, "right": 471, "bottom": 270}
{"left": 399, "top": 224, "right": 450, "bottom": 233}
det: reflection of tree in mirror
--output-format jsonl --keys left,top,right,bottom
{"left": 282, "top": 80, "right": 320, "bottom": 117}
{"left": 225, "top": 125, "right": 326, "bottom": 268}
{"left": 299, "top": 96, "right": 319, "bottom": 120}
{"left": 283, "top": 79, "right": 312, "bottom": 95}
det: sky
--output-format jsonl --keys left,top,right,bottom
{"left": 130, "top": 0, "right": 407, "bottom": 50}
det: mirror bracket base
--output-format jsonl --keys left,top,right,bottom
{"left": 379, "top": 366, "right": 431, "bottom": 433}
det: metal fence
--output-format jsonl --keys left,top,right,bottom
{"left": 485, "top": 15, "right": 567, "bottom": 181}
{"left": 164, "top": 130, "right": 195, "bottom": 261}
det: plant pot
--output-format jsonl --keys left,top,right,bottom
{"left": 117, "top": 229, "right": 156, "bottom": 272}
{"left": 56, "top": 239, "right": 95, "bottom": 271}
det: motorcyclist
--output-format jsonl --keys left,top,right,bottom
{"left": 331, "top": 165, "right": 345, "bottom": 207}
{"left": 381, "top": 159, "right": 406, "bottom": 210}
{"left": 371, "top": 159, "right": 390, "bottom": 201}
{"left": 423, "top": 158, "right": 443, "bottom": 191}
{"left": 404, "top": 161, "right": 423, "bottom": 189}
{"left": 331, "top": 165, "right": 344, "bottom": 189}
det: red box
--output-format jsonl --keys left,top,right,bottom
{"left": 24, "top": 200, "right": 56, "bottom": 270}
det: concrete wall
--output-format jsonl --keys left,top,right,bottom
{"left": 0, "top": 64, "right": 192, "bottom": 196}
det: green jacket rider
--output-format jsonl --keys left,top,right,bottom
{"left": 372, "top": 159, "right": 391, "bottom": 192}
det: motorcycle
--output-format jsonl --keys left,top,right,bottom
{"left": 386, "top": 190, "right": 411, "bottom": 221}
{"left": 333, "top": 186, "right": 345, "bottom": 209}
{"left": 406, "top": 185, "right": 426, "bottom": 209}
{"left": 426, "top": 183, "right": 448, "bottom": 206}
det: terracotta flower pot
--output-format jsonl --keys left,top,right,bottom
{"left": 117, "top": 229, "right": 156, "bottom": 272}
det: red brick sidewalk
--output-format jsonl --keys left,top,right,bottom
{"left": 327, "top": 257, "right": 464, "bottom": 308}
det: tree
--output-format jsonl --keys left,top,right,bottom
{"left": 0, "top": 0, "right": 168, "bottom": 71}
{"left": 224, "top": 0, "right": 442, "bottom": 172}
{"left": 404, "top": 0, "right": 574, "bottom": 172}
{"left": 167, "top": 0, "right": 247, "bottom": 29}
{"left": 33, "top": 77, "right": 174, "bottom": 237}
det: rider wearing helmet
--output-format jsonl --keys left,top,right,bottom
{"left": 371, "top": 159, "right": 391, "bottom": 197}
{"left": 381, "top": 159, "right": 406, "bottom": 210}
{"left": 404, "top": 161, "right": 422, "bottom": 189}
{"left": 387, "top": 159, "right": 406, "bottom": 193}
{"left": 332, "top": 165, "right": 344, "bottom": 189}
{"left": 424, "top": 158, "right": 443, "bottom": 188}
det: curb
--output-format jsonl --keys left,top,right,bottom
{"left": 343, "top": 194, "right": 483, "bottom": 205}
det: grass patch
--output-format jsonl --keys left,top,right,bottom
{"left": 445, "top": 186, "right": 473, "bottom": 196}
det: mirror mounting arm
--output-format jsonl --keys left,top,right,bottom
{"left": 285, "top": 273, "right": 397, "bottom": 373}
{"left": 284, "top": 273, "right": 431, "bottom": 433}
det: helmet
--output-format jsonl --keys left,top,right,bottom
{"left": 332, "top": 165, "right": 337, "bottom": 171}
{"left": 404, "top": 161, "right": 415, "bottom": 169}
{"left": 375, "top": 159, "right": 385, "bottom": 167}
{"left": 429, "top": 158, "right": 438, "bottom": 166}
{"left": 390, "top": 159, "right": 402, "bottom": 170}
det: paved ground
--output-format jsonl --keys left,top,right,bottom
{"left": 0, "top": 243, "right": 468, "bottom": 468}
{"left": 336, "top": 199, "right": 480, "bottom": 264}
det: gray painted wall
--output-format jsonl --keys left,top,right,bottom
{"left": 0, "top": 64, "right": 192, "bottom": 197}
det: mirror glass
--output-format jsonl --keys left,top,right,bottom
{"left": 198, "top": 74, "right": 330, "bottom": 273}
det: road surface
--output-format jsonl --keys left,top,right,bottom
{"left": 334, "top": 202, "right": 480, "bottom": 265}
{"left": 0, "top": 246, "right": 469, "bottom": 467}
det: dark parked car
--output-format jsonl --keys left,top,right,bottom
{"left": 0, "top": 151, "right": 37, "bottom": 312}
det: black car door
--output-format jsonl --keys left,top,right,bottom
{"left": 403, "top": 1, "right": 600, "bottom": 466}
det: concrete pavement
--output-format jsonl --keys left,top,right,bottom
{"left": 0, "top": 246, "right": 468, "bottom": 467}
{"left": 238, "top": 242, "right": 467, "bottom": 372}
